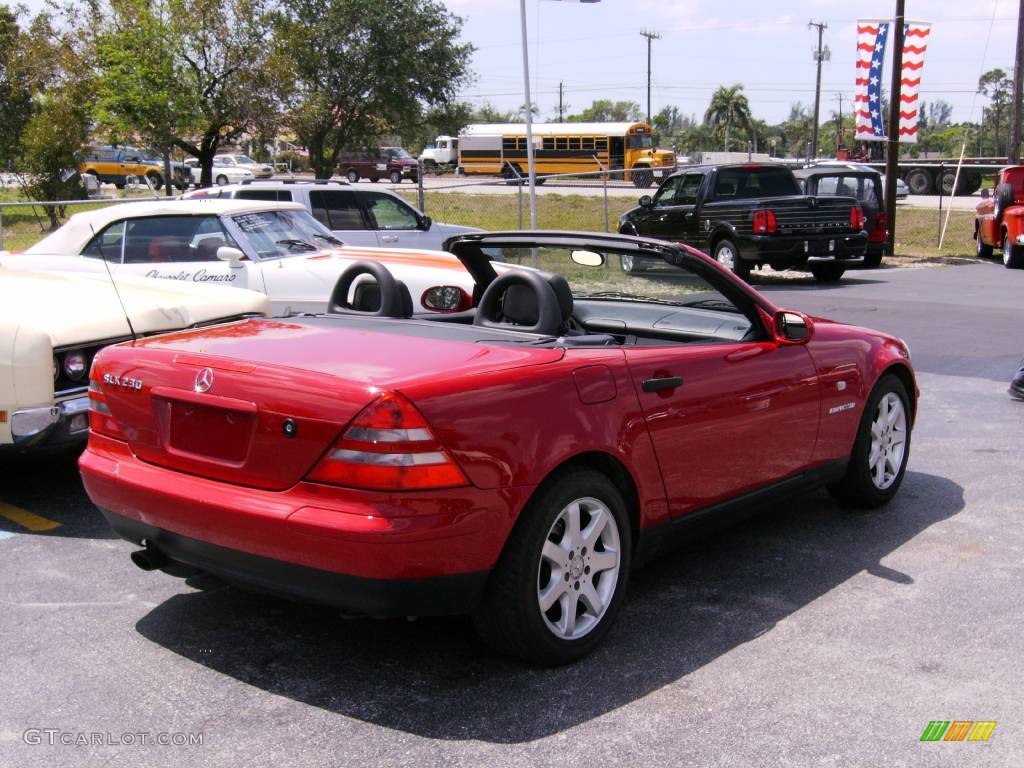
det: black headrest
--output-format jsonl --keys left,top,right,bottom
{"left": 545, "top": 273, "right": 574, "bottom": 322}
{"left": 502, "top": 284, "right": 539, "bottom": 325}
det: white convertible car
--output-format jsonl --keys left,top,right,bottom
{"left": 0, "top": 267, "right": 269, "bottom": 450}
{"left": 6, "top": 199, "right": 475, "bottom": 315}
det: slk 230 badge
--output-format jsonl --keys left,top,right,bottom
{"left": 103, "top": 373, "right": 143, "bottom": 391}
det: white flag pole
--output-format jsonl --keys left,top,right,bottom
{"left": 519, "top": 0, "right": 538, "bottom": 229}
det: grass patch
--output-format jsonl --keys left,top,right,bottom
{"left": 0, "top": 187, "right": 160, "bottom": 252}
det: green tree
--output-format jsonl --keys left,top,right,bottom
{"left": 780, "top": 102, "right": 813, "bottom": 158}
{"left": 568, "top": 99, "right": 641, "bottom": 122}
{"left": 978, "top": 68, "right": 1012, "bottom": 156}
{"left": 275, "top": 0, "right": 473, "bottom": 179}
{"left": 14, "top": 11, "right": 93, "bottom": 226}
{"left": 0, "top": 5, "right": 31, "bottom": 170}
{"left": 704, "top": 85, "right": 752, "bottom": 152}
{"left": 92, "top": 0, "right": 278, "bottom": 188}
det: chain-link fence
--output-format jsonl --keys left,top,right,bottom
{"left": 398, "top": 166, "right": 667, "bottom": 234}
{"left": 0, "top": 194, "right": 161, "bottom": 252}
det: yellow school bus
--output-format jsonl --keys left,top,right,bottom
{"left": 456, "top": 122, "right": 676, "bottom": 187}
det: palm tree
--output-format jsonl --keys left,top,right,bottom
{"left": 704, "top": 85, "right": 752, "bottom": 152}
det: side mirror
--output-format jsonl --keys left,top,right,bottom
{"left": 772, "top": 310, "right": 813, "bottom": 344}
{"left": 639, "top": 195, "right": 653, "bottom": 207}
{"left": 422, "top": 285, "right": 471, "bottom": 312}
{"left": 981, "top": 187, "right": 991, "bottom": 199}
{"left": 216, "top": 246, "right": 245, "bottom": 267}
{"left": 570, "top": 249, "right": 605, "bottom": 267}
{"left": 419, "top": 215, "right": 432, "bottom": 231}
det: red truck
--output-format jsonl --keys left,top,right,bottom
{"left": 974, "top": 166, "right": 1024, "bottom": 269}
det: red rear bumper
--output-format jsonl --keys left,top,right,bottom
{"left": 80, "top": 433, "right": 533, "bottom": 615}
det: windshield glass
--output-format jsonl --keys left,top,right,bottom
{"left": 382, "top": 147, "right": 413, "bottom": 159}
{"left": 474, "top": 244, "right": 753, "bottom": 341}
{"left": 627, "top": 135, "right": 654, "bottom": 150}
{"left": 230, "top": 209, "right": 343, "bottom": 259}
{"left": 234, "top": 156, "right": 257, "bottom": 165}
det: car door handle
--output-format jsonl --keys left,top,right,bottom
{"left": 642, "top": 376, "right": 683, "bottom": 393}
{"left": 381, "top": 235, "right": 399, "bottom": 243}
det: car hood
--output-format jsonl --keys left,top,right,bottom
{"left": 0, "top": 266, "right": 269, "bottom": 346}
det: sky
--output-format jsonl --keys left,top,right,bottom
{"left": 442, "top": 0, "right": 1021, "bottom": 126}
{"left": 14, "top": 0, "right": 1021, "bottom": 128}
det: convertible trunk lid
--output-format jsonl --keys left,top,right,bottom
{"left": 92, "top": 317, "right": 563, "bottom": 489}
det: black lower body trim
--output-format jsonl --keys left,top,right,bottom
{"left": 100, "top": 510, "right": 489, "bottom": 618}
{"left": 633, "top": 460, "right": 847, "bottom": 566}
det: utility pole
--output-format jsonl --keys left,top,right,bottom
{"left": 1009, "top": 0, "right": 1024, "bottom": 163}
{"left": 885, "top": 0, "right": 905, "bottom": 259}
{"left": 640, "top": 29, "right": 661, "bottom": 123}
{"left": 808, "top": 21, "right": 829, "bottom": 160}
{"left": 558, "top": 81, "right": 565, "bottom": 123}
{"left": 835, "top": 92, "right": 844, "bottom": 154}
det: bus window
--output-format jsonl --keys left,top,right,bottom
{"left": 627, "top": 135, "right": 654, "bottom": 149}
{"left": 556, "top": 137, "right": 568, "bottom": 150}
{"left": 596, "top": 138, "right": 608, "bottom": 151}
{"left": 543, "top": 137, "right": 555, "bottom": 150}
{"left": 568, "top": 137, "right": 581, "bottom": 150}
{"left": 502, "top": 137, "right": 517, "bottom": 152}
{"left": 582, "top": 137, "right": 594, "bottom": 151}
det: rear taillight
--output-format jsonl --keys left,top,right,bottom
{"left": 850, "top": 206, "right": 866, "bottom": 231}
{"left": 306, "top": 392, "right": 468, "bottom": 491}
{"left": 87, "top": 378, "right": 122, "bottom": 438}
{"left": 870, "top": 212, "right": 889, "bottom": 243}
{"left": 753, "top": 209, "right": 777, "bottom": 234}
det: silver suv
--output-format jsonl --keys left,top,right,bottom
{"left": 181, "top": 179, "right": 479, "bottom": 250}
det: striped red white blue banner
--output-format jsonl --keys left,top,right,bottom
{"left": 854, "top": 20, "right": 931, "bottom": 143}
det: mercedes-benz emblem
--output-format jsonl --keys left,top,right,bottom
{"left": 194, "top": 367, "right": 215, "bottom": 393}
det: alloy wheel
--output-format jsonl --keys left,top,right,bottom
{"left": 536, "top": 496, "right": 621, "bottom": 640}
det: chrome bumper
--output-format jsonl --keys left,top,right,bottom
{"left": 10, "top": 395, "right": 90, "bottom": 447}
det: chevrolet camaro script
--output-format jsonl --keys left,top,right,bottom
{"left": 79, "top": 231, "right": 917, "bottom": 664}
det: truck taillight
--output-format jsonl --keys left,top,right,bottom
{"left": 753, "top": 209, "right": 777, "bottom": 234}
{"left": 850, "top": 206, "right": 866, "bottom": 231}
{"left": 306, "top": 392, "right": 468, "bottom": 491}
{"left": 869, "top": 212, "right": 889, "bottom": 243}
{"left": 87, "top": 378, "right": 122, "bottom": 438}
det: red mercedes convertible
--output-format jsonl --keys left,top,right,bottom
{"left": 80, "top": 231, "right": 916, "bottom": 664}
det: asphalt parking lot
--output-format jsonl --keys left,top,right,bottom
{"left": 1, "top": 260, "right": 1021, "bottom": 767}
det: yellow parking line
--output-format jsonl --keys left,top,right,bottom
{"left": 0, "top": 502, "right": 61, "bottom": 532}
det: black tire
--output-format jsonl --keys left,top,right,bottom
{"left": 976, "top": 227, "right": 994, "bottom": 259}
{"left": 388, "top": 170, "right": 402, "bottom": 184}
{"left": 904, "top": 168, "right": 932, "bottom": 195}
{"left": 502, "top": 164, "right": 524, "bottom": 186}
{"left": 631, "top": 166, "right": 653, "bottom": 188}
{"left": 473, "top": 469, "right": 632, "bottom": 665}
{"left": 619, "top": 254, "right": 646, "bottom": 274}
{"left": 940, "top": 170, "right": 965, "bottom": 196}
{"left": 422, "top": 159, "right": 437, "bottom": 172}
{"left": 713, "top": 239, "right": 750, "bottom": 280}
{"left": 1003, "top": 232, "right": 1024, "bottom": 269}
{"left": 369, "top": 176, "right": 379, "bottom": 183}
{"left": 828, "top": 374, "right": 912, "bottom": 508}
{"left": 863, "top": 250, "right": 883, "bottom": 269}
{"left": 994, "top": 182, "right": 1014, "bottom": 224}
{"left": 215, "top": 174, "right": 228, "bottom": 186}
{"left": 345, "top": 169, "right": 360, "bottom": 183}
{"left": 146, "top": 172, "right": 163, "bottom": 191}
{"left": 810, "top": 263, "right": 845, "bottom": 282}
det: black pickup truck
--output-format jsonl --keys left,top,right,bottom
{"left": 618, "top": 163, "right": 868, "bottom": 282}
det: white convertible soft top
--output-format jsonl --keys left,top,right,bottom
{"left": 25, "top": 199, "right": 306, "bottom": 255}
